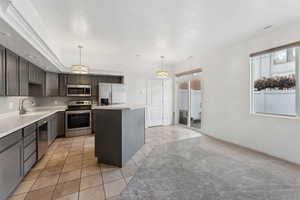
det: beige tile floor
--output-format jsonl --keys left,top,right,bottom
{"left": 9, "top": 126, "right": 200, "bottom": 200}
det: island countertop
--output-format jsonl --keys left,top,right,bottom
{"left": 92, "top": 104, "right": 145, "bottom": 110}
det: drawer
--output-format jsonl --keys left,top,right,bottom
{"left": 23, "top": 124, "right": 36, "bottom": 137}
{"left": 0, "top": 130, "right": 22, "bottom": 153}
{"left": 24, "top": 152, "right": 36, "bottom": 175}
{"left": 24, "top": 140, "right": 36, "bottom": 161}
{"left": 24, "top": 131, "right": 36, "bottom": 147}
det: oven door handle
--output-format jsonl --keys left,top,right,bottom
{"left": 66, "top": 110, "right": 91, "bottom": 114}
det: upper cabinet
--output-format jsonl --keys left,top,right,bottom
{"left": 19, "top": 57, "right": 29, "bottom": 96}
{"left": 67, "top": 74, "right": 91, "bottom": 85}
{"left": 58, "top": 74, "right": 67, "bottom": 96}
{"left": 91, "top": 76, "right": 98, "bottom": 97}
{"left": 6, "top": 49, "right": 19, "bottom": 96}
{"left": 98, "top": 75, "right": 123, "bottom": 84}
{"left": 28, "top": 63, "right": 45, "bottom": 97}
{"left": 0, "top": 46, "right": 5, "bottom": 96}
{"left": 46, "top": 72, "right": 58, "bottom": 96}
{"left": 0, "top": 44, "right": 124, "bottom": 98}
{"left": 29, "top": 63, "right": 45, "bottom": 85}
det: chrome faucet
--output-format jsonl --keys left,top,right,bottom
{"left": 19, "top": 98, "right": 34, "bottom": 115}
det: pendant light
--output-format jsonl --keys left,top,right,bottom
{"left": 156, "top": 56, "right": 169, "bottom": 79}
{"left": 71, "top": 45, "right": 89, "bottom": 74}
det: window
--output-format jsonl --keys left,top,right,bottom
{"left": 250, "top": 45, "right": 298, "bottom": 117}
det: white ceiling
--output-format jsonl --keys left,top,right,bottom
{"left": 24, "top": 0, "right": 300, "bottom": 72}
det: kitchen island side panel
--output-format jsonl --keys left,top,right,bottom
{"left": 122, "top": 108, "right": 145, "bottom": 165}
{"left": 94, "top": 107, "right": 145, "bottom": 167}
{"left": 94, "top": 109, "right": 122, "bottom": 166}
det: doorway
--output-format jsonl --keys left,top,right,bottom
{"left": 147, "top": 79, "right": 164, "bottom": 127}
{"left": 175, "top": 73, "right": 202, "bottom": 130}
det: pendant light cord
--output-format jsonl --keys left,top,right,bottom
{"left": 161, "top": 56, "right": 164, "bottom": 71}
{"left": 78, "top": 45, "right": 83, "bottom": 65}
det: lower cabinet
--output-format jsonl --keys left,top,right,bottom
{"left": 0, "top": 132, "right": 23, "bottom": 200}
{"left": 0, "top": 113, "right": 61, "bottom": 200}
{"left": 23, "top": 124, "right": 37, "bottom": 176}
{"left": 57, "top": 111, "right": 65, "bottom": 137}
{"left": 48, "top": 114, "right": 58, "bottom": 145}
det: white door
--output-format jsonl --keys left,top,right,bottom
{"left": 147, "top": 80, "right": 163, "bottom": 127}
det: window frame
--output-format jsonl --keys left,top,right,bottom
{"left": 250, "top": 42, "right": 300, "bottom": 118}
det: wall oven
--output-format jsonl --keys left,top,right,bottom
{"left": 66, "top": 101, "right": 92, "bottom": 137}
{"left": 67, "top": 85, "right": 91, "bottom": 97}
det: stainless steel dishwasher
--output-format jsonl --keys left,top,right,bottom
{"left": 37, "top": 119, "right": 48, "bottom": 160}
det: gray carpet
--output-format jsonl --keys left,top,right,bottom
{"left": 121, "top": 138, "right": 300, "bottom": 200}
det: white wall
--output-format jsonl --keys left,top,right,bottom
{"left": 123, "top": 65, "right": 173, "bottom": 127}
{"left": 174, "top": 21, "right": 300, "bottom": 165}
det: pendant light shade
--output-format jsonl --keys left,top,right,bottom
{"left": 156, "top": 56, "right": 169, "bottom": 79}
{"left": 71, "top": 64, "right": 89, "bottom": 74}
{"left": 71, "top": 45, "right": 89, "bottom": 74}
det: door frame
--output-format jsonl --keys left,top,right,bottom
{"left": 174, "top": 73, "right": 203, "bottom": 131}
{"left": 146, "top": 79, "right": 164, "bottom": 127}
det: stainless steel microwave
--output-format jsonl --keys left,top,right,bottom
{"left": 67, "top": 85, "right": 91, "bottom": 97}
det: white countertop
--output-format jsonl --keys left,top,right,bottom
{"left": 92, "top": 104, "right": 146, "bottom": 110}
{"left": 0, "top": 104, "right": 145, "bottom": 139}
{"left": 0, "top": 106, "right": 66, "bottom": 139}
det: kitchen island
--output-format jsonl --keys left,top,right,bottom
{"left": 93, "top": 105, "right": 145, "bottom": 167}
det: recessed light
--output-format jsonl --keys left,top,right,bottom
{"left": 0, "top": 32, "right": 10, "bottom": 37}
{"left": 263, "top": 25, "right": 273, "bottom": 30}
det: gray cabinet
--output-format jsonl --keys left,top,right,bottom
{"left": 0, "top": 130, "right": 23, "bottom": 200}
{"left": 29, "top": 63, "right": 45, "bottom": 85}
{"left": 28, "top": 63, "right": 45, "bottom": 97}
{"left": 80, "top": 75, "right": 91, "bottom": 85}
{"left": 67, "top": 74, "right": 91, "bottom": 85}
{"left": 28, "top": 63, "right": 36, "bottom": 83}
{"left": 91, "top": 76, "right": 98, "bottom": 97}
{"left": 6, "top": 49, "right": 19, "bottom": 96}
{"left": 67, "top": 74, "right": 80, "bottom": 85}
{"left": 59, "top": 74, "right": 67, "bottom": 96}
{"left": 19, "top": 57, "right": 29, "bottom": 96}
{"left": 94, "top": 108, "right": 145, "bottom": 167}
{"left": 98, "top": 75, "right": 123, "bottom": 84}
{"left": 48, "top": 114, "right": 57, "bottom": 145}
{"left": 23, "top": 124, "right": 37, "bottom": 175}
{"left": 0, "top": 46, "right": 5, "bottom": 96}
{"left": 46, "top": 72, "right": 58, "bottom": 96}
{"left": 57, "top": 111, "right": 65, "bottom": 137}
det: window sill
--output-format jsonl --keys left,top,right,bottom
{"left": 250, "top": 112, "right": 299, "bottom": 120}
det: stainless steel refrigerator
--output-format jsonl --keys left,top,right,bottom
{"left": 99, "top": 83, "right": 127, "bottom": 105}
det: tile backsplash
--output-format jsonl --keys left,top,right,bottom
{"left": 0, "top": 96, "right": 98, "bottom": 115}
{"left": 0, "top": 97, "right": 35, "bottom": 115}
{"left": 35, "top": 97, "right": 98, "bottom": 107}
